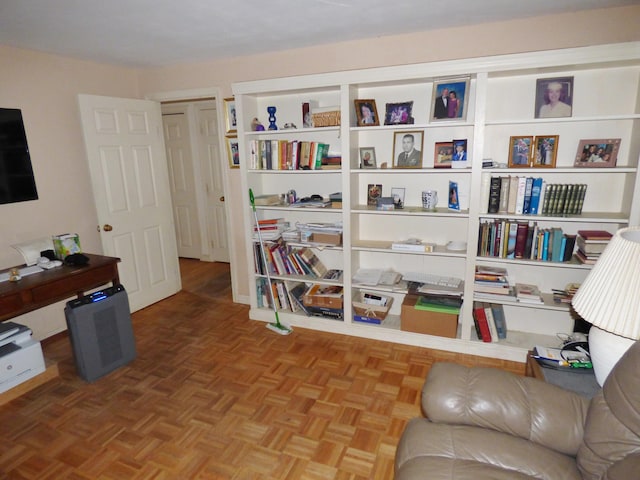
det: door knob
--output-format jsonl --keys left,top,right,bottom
{"left": 103, "top": 224, "right": 113, "bottom": 232}
{"left": 220, "top": 196, "right": 225, "bottom": 202}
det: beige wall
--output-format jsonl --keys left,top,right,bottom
{"left": 0, "top": 5, "right": 638, "bottom": 337}
{"left": 138, "top": 5, "right": 640, "bottom": 301}
{"left": 0, "top": 46, "right": 139, "bottom": 338}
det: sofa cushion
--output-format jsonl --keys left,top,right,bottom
{"left": 395, "top": 418, "right": 582, "bottom": 480}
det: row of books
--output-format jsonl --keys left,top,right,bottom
{"left": 477, "top": 220, "right": 576, "bottom": 262}
{"left": 472, "top": 302, "right": 507, "bottom": 342}
{"left": 254, "top": 240, "right": 329, "bottom": 278}
{"left": 248, "top": 139, "right": 340, "bottom": 170}
{"left": 256, "top": 279, "right": 344, "bottom": 320}
{"left": 486, "top": 176, "right": 587, "bottom": 216}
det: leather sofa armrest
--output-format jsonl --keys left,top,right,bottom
{"left": 603, "top": 452, "right": 640, "bottom": 480}
{"left": 422, "top": 362, "right": 591, "bottom": 456}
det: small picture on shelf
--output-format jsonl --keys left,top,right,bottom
{"left": 451, "top": 139, "right": 467, "bottom": 168}
{"left": 223, "top": 97, "right": 237, "bottom": 133}
{"left": 393, "top": 131, "right": 423, "bottom": 168}
{"left": 574, "top": 138, "right": 621, "bottom": 168}
{"left": 354, "top": 99, "right": 380, "bottom": 127}
{"left": 226, "top": 136, "right": 239, "bottom": 168}
{"left": 535, "top": 76, "right": 573, "bottom": 119}
{"left": 430, "top": 78, "right": 470, "bottom": 122}
{"left": 532, "top": 135, "right": 559, "bottom": 168}
{"left": 391, "top": 187, "right": 405, "bottom": 209}
{"left": 508, "top": 136, "right": 533, "bottom": 168}
{"left": 384, "top": 101, "right": 414, "bottom": 125}
{"left": 448, "top": 181, "right": 460, "bottom": 211}
{"left": 434, "top": 141, "right": 453, "bottom": 168}
{"left": 367, "top": 184, "right": 382, "bottom": 206}
{"left": 359, "top": 147, "right": 377, "bottom": 169}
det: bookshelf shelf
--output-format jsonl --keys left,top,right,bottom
{"left": 236, "top": 42, "right": 640, "bottom": 364}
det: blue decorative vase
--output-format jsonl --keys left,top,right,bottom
{"left": 267, "top": 106, "right": 277, "bottom": 130}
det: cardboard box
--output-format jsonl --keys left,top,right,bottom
{"left": 400, "top": 295, "right": 458, "bottom": 338}
{"left": 303, "top": 284, "right": 343, "bottom": 309}
{"left": 311, "top": 232, "right": 342, "bottom": 246}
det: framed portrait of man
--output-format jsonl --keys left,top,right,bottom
{"left": 535, "top": 76, "right": 573, "bottom": 119}
{"left": 393, "top": 131, "right": 424, "bottom": 169}
{"left": 430, "top": 78, "right": 470, "bottom": 122}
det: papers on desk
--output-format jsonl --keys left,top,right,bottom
{"left": 0, "top": 265, "right": 44, "bottom": 283}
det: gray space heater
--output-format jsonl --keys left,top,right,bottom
{"left": 64, "top": 284, "right": 136, "bottom": 382}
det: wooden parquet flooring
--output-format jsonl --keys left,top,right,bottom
{"left": 0, "top": 259, "right": 524, "bottom": 479}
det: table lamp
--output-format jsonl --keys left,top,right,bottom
{"left": 572, "top": 226, "right": 640, "bottom": 386}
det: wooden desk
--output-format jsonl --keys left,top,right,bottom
{"left": 0, "top": 253, "right": 120, "bottom": 405}
{"left": 0, "top": 253, "right": 120, "bottom": 322}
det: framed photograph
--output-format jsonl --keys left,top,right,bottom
{"left": 359, "top": 147, "right": 377, "bottom": 168}
{"left": 393, "top": 131, "right": 424, "bottom": 168}
{"left": 448, "top": 181, "right": 460, "bottom": 211}
{"left": 508, "top": 136, "right": 533, "bottom": 168}
{"left": 391, "top": 187, "right": 405, "bottom": 209}
{"left": 224, "top": 97, "right": 237, "bottom": 133}
{"left": 451, "top": 139, "right": 468, "bottom": 168}
{"left": 535, "top": 76, "right": 573, "bottom": 119}
{"left": 574, "top": 138, "right": 621, "bottom": 168}
{"left": 434, "top": 142, "right": 453, "bottom": 168}
{"left": 226, "top": 136, "right": 239, "bottom": 168}
{"left": 354, "top": 99, "right": 380, "bottom": 127}
{"left": 532, "top": 135, "right": 559, "bottom": 168}
{"left": 384, "top": 101, "right": 414, "bottom": 125}
{"left": 430, "top": 78, "right": 470, "bottom": 122}
{"left": 367, "top": 184, "right": 382, "bottom": 206}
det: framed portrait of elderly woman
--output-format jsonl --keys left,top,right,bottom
{"left": 224, "top": 97, "right": 237, "bottom": 133}
{"left": 535, "top": 77, "right": 573, "bottom": 119}
{"left": 354, "top": 99, "right": 380, "bottom": 127}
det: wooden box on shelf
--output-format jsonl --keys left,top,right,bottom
{"left": 400, "top": 295, "right": 458, "bottom": 338}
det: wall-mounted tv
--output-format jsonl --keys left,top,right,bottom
{"left": 0, "top": 108, "right": 38, "bottom": 205}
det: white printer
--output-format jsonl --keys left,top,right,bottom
{"left": 0, "top": 322, "right": 46, "bottom": 394}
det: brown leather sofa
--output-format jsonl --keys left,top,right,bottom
{"left": 395, "top": 341, "right": 640, "bottom": 479}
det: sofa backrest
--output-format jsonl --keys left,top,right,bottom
{"left": 577, "top": 340, "right": 640, "bottom": 479}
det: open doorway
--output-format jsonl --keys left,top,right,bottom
{"left": 161, "top": 99, "right": 229, "bottom": 263}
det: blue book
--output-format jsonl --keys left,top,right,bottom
{"left": 542, "top": 230, "right": 550, "bottom": 261}
{"left": 490, "top": 303, "right": 507, "bottom": 339}
{"left": 529, "top": 177, "right": 543, "bottom": 214}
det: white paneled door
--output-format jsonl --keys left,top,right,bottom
{"left": 78, "top": 94, "right": 181, "bottom": 312}
{"left": 161, "top": 107, "right": 202, "bottom": 259}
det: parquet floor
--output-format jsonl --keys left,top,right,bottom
{"left": 0, "top": 259, "right": 524, "bottom": 479}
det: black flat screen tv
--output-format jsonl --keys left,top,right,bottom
{"left": 0, "top": 108, "right": 38, "bottom": 205}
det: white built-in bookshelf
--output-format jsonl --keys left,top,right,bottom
{"left": 233, "top": 42, "right": 640, "bottom": 363}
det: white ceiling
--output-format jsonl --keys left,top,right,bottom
{"left": 0, "top": 0, "right": 636, "bottom": 68}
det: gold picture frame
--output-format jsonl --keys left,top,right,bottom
{"left": 226, "top": 136, "right": 239, "bottom": 168}
{"left": 354, "top": 99, "right": 380, "bottom": 127}
{"left": 532, "top": 135, "right": 559, "bottom": 168}
{"left": 224, "top": 97, "right": 237, "bottom": 134}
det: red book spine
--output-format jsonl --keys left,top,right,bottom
{"left": 473, "top": 302, "right": 492, "bottom": 342}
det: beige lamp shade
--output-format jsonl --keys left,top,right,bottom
{"left": 572, "top": 226, "right": 640, "bottom": 339}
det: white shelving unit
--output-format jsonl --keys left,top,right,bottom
{"left": 234, "top": 42, "right": 640, "bottom": 363}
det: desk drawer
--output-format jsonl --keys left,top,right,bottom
{"left": 0, "top": 293, "right": 25, "bottom": 312}
{"left": 30, "top": 265, "right": 116, "bottom": 303}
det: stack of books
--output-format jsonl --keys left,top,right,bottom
{"left": 575, "top": 230, "right": 612, "bottom": 264}
{"left": 472, "top": 302, "right": 507, "bottom": 342}
{"left": 515, "top": 283, "right": 544, "bottom": 304}
{"left": 552, "top": 283, "right": 580, "bottom": 304}
{"left": 474, "top": 266, "right": 515, "bottom": 301}
{"left": 253, "top": 218, "right": 289, "bottom": 241}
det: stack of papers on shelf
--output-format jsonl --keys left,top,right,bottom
{"left": 352, "top": 268, "right": 404, "bottom": 291}
{"left": 391, "top": 239, "right": 436, "bottom": 252}
{"left": 253, "top": 218, "right": 290, "bottom": 241}
{"left": 515, "top": 283, "right": 544, "bottom": 304}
